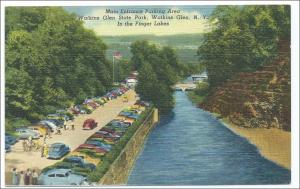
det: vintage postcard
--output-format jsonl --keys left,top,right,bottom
{"left": 1, "top": 0, "right": 299, "bottom": 188}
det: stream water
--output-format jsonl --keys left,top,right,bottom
{"left": 127, "top": 91, "right": 290, "bottom": 185}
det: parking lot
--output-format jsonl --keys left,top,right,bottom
{"left": 5, "top": 89, "right": 138, "bottom": 185}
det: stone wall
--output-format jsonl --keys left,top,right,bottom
{"left": 99, "top": 108, "right": 159, "bottom": 185}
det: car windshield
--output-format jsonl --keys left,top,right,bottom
{"left": 50, "top": 146, "right": 62, "bottom": 152}
{"left": 56, "top": 174, "right": 66, "bottom": 177}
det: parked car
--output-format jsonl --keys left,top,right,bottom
{"left": 39, "top": 120, "right": 60, "bottom": 132}
{"left": 62, "top": 156, "right": 96, "bottom": 171}
{"left": 82, "top": 119, "right": 97, "bottom": 130}
{"left": 15, "top": 128, "right": 40, "bottom": 140}
{"left": 100, "top": 127, "right": 124, "bottom": 136}
{"left": 113, "top": 117, "right": 134, "bottom": 126}
{"left": 85, "top": 139, "right": 112, "bottom": 151}
{"left": 74, "top": 105, "right": 86, "bottom": 114}
{"left": 88, "top": 134, "right": 118, "bottom": 144}
{"left": 28, "top": 124, "right": 51, "bottom": 137}
{"left": 81, "top": 105, "right": 93, "bottom": 114}
{"left": 48, "top": 143, "right": 70, "bottom": 159}
{"left": 77, "top": 144, "right": 108, "bottom": 152}
{"left": 69, "top": 107, "right": 80, "bottom": 116}
{"left": 103, "top": 125, "right": 127, "bottom": 133}
{"left": 109, "top": 119, "right": 131, "bottom": 128}
{"left": 119, "top": 111, "right": 139, "bottom": 120}
{"left": 47, "top": 114, "right": 69, "bottom": 122}
{"left": 75, "top": 146, "right": 107, "bottom": 155}
{"left": 95, "top": 130, "right": 121, "bottom": 139}
{"left": 5, "top": 134, "right": 18, "bottom": 145}
{"left": 38, "top": 168, "right": 86, "bottom": 185}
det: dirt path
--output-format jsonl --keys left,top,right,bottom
{"left": 5, "top": 89, "right": 137, "bottom": 185}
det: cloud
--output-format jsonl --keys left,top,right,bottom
{"left": 79, "top": 7, "right": 211, "bottom": 36}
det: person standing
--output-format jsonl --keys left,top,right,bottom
{"left": 63, "top": 124, "right": 66, "bottom": 131}
{"left": 11, "top": 168, "right": 19, "bottom": 185}
{"left": 26, "top": 140, "right": 31, "bottom": 152}
{"left": 22, "top": 140, "right": 27, "bottom": 152}
{"left": 19, "top": 171, "right": 25, "bottom": 186}
{"left": 32, "top": 170, "right": 38, "bottom": 185}
{"left": 71, "top": 124, "right": 75, "bottom": 131}
{"left": 43, "top": 144, "right": 49, "bottom": 158}
{"left": 24, "top": 169, "right": 31, "bottom": 185}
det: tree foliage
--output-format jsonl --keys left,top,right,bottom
{"left": 131, "top": 41, "right": 184, "bottom": 113}
{"left": 5, "top": 7, "right": 112, "bottom": 123}
{"left": 198, "top": 5, "right": 290, "bottom": 88}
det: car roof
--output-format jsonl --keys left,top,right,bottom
{"left": 46, "top": 168, "right": 71, "bottom": 175}
{"left": 65, "top": 156, "right": 83, "bottom": 160}
{"left": 51, "top": 143, "right": 66, "bottom": 147}
{"left": 16, "top": 127, "right": 32, "bottom": 131}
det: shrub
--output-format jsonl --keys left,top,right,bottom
{"left": 195, "top": 82, "right": 209, "bottom": 96}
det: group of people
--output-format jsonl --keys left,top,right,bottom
{"left": 11, "top": 168, "right": 39, "bottom": 185}
{"left": 22, "top": 136, "right": 39, "bottom": 152}
{"left": 53, "top": 122, "right": 75, "bottom": 135}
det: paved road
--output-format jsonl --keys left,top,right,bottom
{"left": 5, "top": 89, "right": 137, "bottom": 185}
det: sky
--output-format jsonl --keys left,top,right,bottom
{"left": 64, "top": 6, "right": 216, "bottom": 36}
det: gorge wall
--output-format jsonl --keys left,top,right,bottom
{"left": 200, "top": 40, "right": 291, "bottom": 131}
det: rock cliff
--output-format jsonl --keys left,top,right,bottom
{"left": 200, "top": 40, "right": 291, "bottom": 131}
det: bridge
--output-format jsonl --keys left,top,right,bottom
{"left": 173, "top": 83, "right": 197, "bottom": 91}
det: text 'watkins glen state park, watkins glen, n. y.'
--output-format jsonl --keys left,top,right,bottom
{"left": 78, "top": 8, "right": 209, "bottom": 27}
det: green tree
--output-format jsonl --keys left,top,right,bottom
{"left": 5, "top": 7, "right": 112, "bottom": 124}
{"left": 198, "top": 5, "right": 290, "bottom": 89}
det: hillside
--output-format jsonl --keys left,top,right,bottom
{"left": 200, "top": 40, "right": 291, "bottom": 131}
{"left": 101, "top": 34, "right": 203, "bottom": 64}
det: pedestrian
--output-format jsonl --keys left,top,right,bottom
{"left": 19, "top": 171, "right": 25, "bottom": 186}
{"left": 32, "top": 170, "right": 38, "bottom": 185}
{"left": 71, "top": 124, "right": 75, "bottom": 131}
{"left": 41, "top": 144, "right": 45, "bottom": 157}
{"left": 43, "top": 144, "right": 49, "bottom": 158}
{"left": 12, "top": 168, "right": 19, "bottom": 185}
{"left": 24, "top": 169, "right": 32, "bottom": 185}
{"left": 47, "top": 129, "right": 52, "bottom": 138}
{"left": 56, "top": 127, "right": 61, "bottom": 135}
{"left": 26, "top": 139, "right": 32, "bottom": 152}
{"left": 63, "top": 124, "right": 66, "bottom": 131}
{"left": 22, "top": 140, "right": 27, "bottom": 152}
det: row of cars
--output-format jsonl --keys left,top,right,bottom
{"left": 5, "top": 86, "right": 130, "bottom": 153}
{"left": 38, "top": 100, "right": 150, "bottom": 186}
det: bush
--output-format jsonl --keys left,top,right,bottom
{"left": 195, "top": 82, "right": 209, "bottom": 96}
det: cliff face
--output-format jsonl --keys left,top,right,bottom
{"left": 200, "top": 40, "right": 291, "bottom": 131}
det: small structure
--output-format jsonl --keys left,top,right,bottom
{"left": 126, "top": 78, "right": 138, "bottom": 88}
{"left": 191, "top": 72, "right": 208, "bottom": 83}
